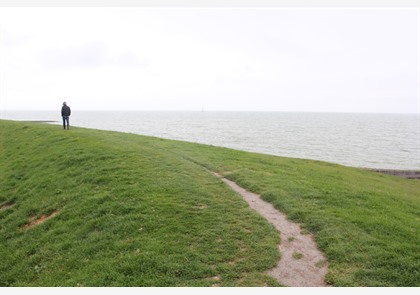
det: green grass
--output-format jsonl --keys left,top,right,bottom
{"left": 1, "top": 120, "right": 419, "bottom": 286}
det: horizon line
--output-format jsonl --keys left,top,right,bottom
{"left": 1, "top": 109, "right": 419, "bottom": 115}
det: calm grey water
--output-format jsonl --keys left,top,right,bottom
{"left": 1, "top": 111, "right": 419, "bottom": 170}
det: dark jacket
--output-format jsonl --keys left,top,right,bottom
{"left": 61, "top": 105, "right": 71, "bottom": 116}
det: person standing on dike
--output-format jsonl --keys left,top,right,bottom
{"left": 61, "top": 101, "right": 71, "bottom": 130}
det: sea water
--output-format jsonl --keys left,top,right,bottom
{"left": 1, "top": 110, "right": 419, "bottom": 170}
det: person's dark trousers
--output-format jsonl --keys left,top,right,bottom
{"left": 62, "top": 116, "right": 70, "bottom": 130}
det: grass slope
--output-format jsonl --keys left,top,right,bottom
{"left": 1, "top": 120, "right": 419, "bottom": 287}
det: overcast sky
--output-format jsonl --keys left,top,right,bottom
{"left": 0, "top": 7, "right": 418, "bottom": 113}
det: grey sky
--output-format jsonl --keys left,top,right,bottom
{"left": 0, "top": 6, "right": 418, "bottom": 113}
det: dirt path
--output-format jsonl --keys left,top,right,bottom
{"left": 214, "top": 172, "right": 329, "bottom": 287}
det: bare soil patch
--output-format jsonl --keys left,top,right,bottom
{"left": 0, "top": 201, "right": 15, "bottom": 211}
{"left": 21, "top": 210, "right": 60, "bottom": 229}
{"left": 214, "top": 172, "right": 329, "bottom": 287}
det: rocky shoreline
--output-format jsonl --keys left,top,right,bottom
{"left": 368, "top": 169, "right": 420, "bottom": 179}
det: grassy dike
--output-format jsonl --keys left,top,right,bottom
{"left": 0, "top": 120, "right": 419, "bottom": 287}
